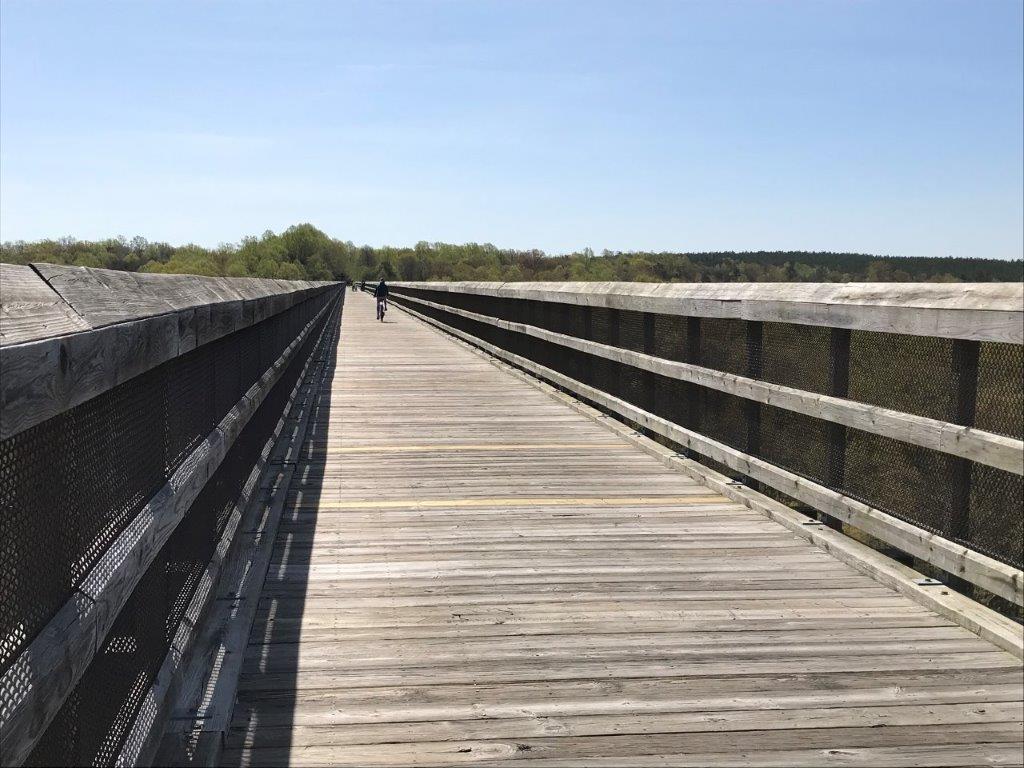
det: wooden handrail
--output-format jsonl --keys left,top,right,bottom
{"left": 396, "top": 293, "right": 1023, "bottom": 475}
{"left": 390, "top": 280, "right": 1024, "bottom": 343}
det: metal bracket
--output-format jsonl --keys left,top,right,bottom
{"left": 913, "top": 578, "right": 943, "bottom": 586}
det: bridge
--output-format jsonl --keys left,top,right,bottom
{"left": 1, "top": 265, "right": 1022, "bottom": 767}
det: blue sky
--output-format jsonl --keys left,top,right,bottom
{"left": 1, "top": 1, "right": 1021, "bottom": 258}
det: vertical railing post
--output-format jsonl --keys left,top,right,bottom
{"left": 685, "top": 317, "right": 701, "bottom": 457}
{"left": 582, "top": 304, "right": 594, "bottom": 386}
{"left": 643, "top": 313, "right": 657, "bottom": 414}
{"left": 825, "top": 327, "right": 852, "bottom": 530}
{"left": 545, "top": 299, "right": 564, "bottom": 384}
{"left": 544, "top": 299, "right": 556, "bottom": 334}
{"left": 950, "top": 339, "right": 980, "bottom": 545}
{"left": 744, "top": 321, "right": 763, "bottom": 489}
{"left": 607, "top": 308, "right": 621, "bottom": 397}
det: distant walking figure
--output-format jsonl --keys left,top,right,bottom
{"left": 375, "top": 279, "right": 389, "bottom": 321}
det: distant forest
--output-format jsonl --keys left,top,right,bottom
{"left": 2, "top": 224, "right": 1021, "bottom": 283}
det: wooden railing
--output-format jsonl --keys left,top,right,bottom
{"left": 0, "top": 265, "right": 344, "bottom": 766}
{"left": 386, "top": 281, "right": 1024, "bottom": 611}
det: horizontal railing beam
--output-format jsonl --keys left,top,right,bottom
{"left": 395, "top": 293, "right": 1024, "bottom": 475}
{"left": 390, "top": 281, "right": 1024, "bottom": 343}
{"left": 1, "top": 265, "right": 339, "bottom": 440}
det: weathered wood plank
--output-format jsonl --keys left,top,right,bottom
{"left": 222, "top": 295, "right": 1022, "bottom": 767}
{"left": 221, "top": 723, "right": 1024, "bottom": 767}
{"left": 391, "top": 280, "right": 1024, "bottom": 342}
{"left": 0, "top": 264, "right": 90, "bottom": 344}
{"left": 28, "top": 263, "right": 327, "bottom": 330}
{"left": 400, "top": 302, "right": 1024, "bottom": 607}
{"left": 229, "top": 669, "right": 1023, "bottom": 720}
{"left": 0, "top": 264, "right": 337, "bottom": 439}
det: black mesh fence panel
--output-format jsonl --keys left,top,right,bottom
{"left": 759, "top": 404, "right": 831, "bottom": 484}
{"left": 0, "top": 366, "right": 171, "bottom": 676}
{"left": 761, "top": 322, "right": 834, "bottom": 395}
{"left": 848, "top": 330, "right": 959, "bottom": 422}
{"left": 390, "top": 287, "right": 1022, "bottom": 571}
{"left": 651, "top": 314, "right": 693, "bottom": 363}
{"left": 970, "top": 462, "right": 1024, "bottom": 567}
{"left": 699, "top": 318, "right": 747, "bottom": 375}
{"left": 166, "top": 347, "right": 216, "bottom": 473}
{"left": 0, "top": 423, "right": 78, "bottom": 677}
{"left": 843, "top": 430, "right": 959, "bottom": 538}
{"left": 976, "top": 341, "right": 1024, "bottom": 438}
{"left": 21, "top": 289, "right": 342, "bottom": 766}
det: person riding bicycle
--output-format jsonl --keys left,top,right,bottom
{"left": 375, "top": 279, "right": 389, "bottom": 321}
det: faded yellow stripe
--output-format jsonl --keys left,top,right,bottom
{"left": 307, "top": 442, "right": 625, "bottom": 454}
{"left": 292, "top": 496, "right": 729, "bottom": 511}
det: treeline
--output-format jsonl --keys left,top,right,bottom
{"left": 2, "top": 224, "right": 1020, "bottom": 283}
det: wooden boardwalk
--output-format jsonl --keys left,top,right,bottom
{"left": 223, "top": 294, "right": 1024, "bottom": 767}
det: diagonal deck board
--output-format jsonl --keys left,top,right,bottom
{"left": 223, "top": 294, "right": 1023, "bottom": 767}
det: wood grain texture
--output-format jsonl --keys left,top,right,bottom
{"left": 0, "top": 264, "right": 338, "bottom": 440}
{"left": 390, "top": 280, "right": 1024, "bottom": 343}
{"left": 399, "top": 301, "right": 1024, "bottom": 608}
{"left": 29, "top": 263, "right": 331, "bottom": 331}
{"left": 460, "top": 335, "right": 1024, "bottom": 658}
{"left": 394, "top": 293, "right": 1023, "bottom": 474}
{"left": 222, "top": 294, "right": 1023, "bottom": 768}
{"left": 0, "top": 264, "right": 90, "bottom": 344}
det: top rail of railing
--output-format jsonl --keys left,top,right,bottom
{"left": 0, "top": 262, "right": 337, "bottom": 346}
{"left": 389, "top": 281, "right": 1024, "bottom": 343}
{"left": 0, "top": 264, "right": 338, "bottom": 439}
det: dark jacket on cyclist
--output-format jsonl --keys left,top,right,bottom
{"left": 375, "top": 280, "right": 389, "bottom": 299}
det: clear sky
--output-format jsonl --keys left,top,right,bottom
{"left": 1, "top": 0, "right": 1021, "bottom": 258}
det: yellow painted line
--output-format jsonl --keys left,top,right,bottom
{"left": 305, "top": 443, "right": 626, "bottom": 454}
{"left": 291, "top": 496, "right": 730, "bottom": 511}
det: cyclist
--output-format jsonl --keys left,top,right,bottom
{"left": 375, "top": 278, "right": 389, "bottom": 321}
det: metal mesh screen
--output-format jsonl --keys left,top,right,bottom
{"left": 848, "top": 331, "right": 959, "bottom": 423}
{"left": 0, "top": 289, "right": 336, "bottom": 685}
{"left": 20, "top": 290, "right": 342, "bottom": 767}
{"left": 390, "top": 287, "right": 1023, "bottom": 571}
{"left": 976, "top": 341, "right": 1024, "bottom": 438}
{"left": 762, "top": 322, "right": 835, "bottom": 395}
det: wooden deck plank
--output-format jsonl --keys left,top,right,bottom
{"left": 224, "top": 294, "right": 1024, "bottom": 767}
{"left": 222, "top": 723, "right": 1024, "bottom": 767}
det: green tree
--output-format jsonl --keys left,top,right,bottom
{"left": 4, "top": 227, "right": 1020, "bottom": 283}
